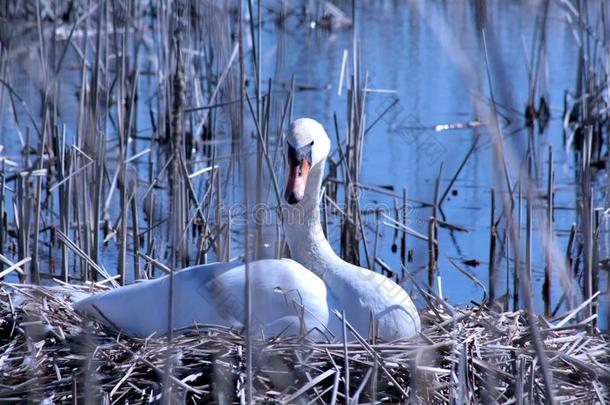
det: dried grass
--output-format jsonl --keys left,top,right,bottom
{"left": 1, "top": 283, "right": 607, "bottom": 404}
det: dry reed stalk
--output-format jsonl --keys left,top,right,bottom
{"left": 543, "top": 145, "right": 554, "bottom": 316}
{"left": 0, "top": 170, "right": 4, "bottom": 275}
{"left": 514, "top": 180, "right": 522, "bottom": 311}
{"left": 427, "top": 217, "right": 436, "bottom": 288}
{"left": 489, "top": 188, "right": 497, "bottom": 303}
{"left": 400, "top": 187, "right": 407, "bottom": 278}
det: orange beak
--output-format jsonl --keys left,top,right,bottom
{"left": 284, "top": 159, "right": 310, "bottom": 204}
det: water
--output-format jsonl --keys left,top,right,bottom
{"left": 0, "top": 0, "right": 607, "bottom": 328}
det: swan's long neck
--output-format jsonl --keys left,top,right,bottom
{"left": 283, "top": 159, "right": 343, "bottom": 274}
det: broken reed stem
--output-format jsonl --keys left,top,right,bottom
{"left": 425, "top": 165, "right": 442, "bottom": 290}
{"left": 582, "top": 127, "right": 594, "bottom": 321}
{"left": 0, "top": 170, "right": 4, "bottom": 275}
{"left": 372, "top": 208, "right": 380, "bottom": 272}
{"left": 59, "top": 128, "right": 70, "bottom": 283}
{"left": 130, "top": 193, "right": 141, "bottom": 281}
{"left": 489, "top": 188, "right": 497, "bottom": 303}
{"left": 524, "top": 154, "right": 556, "bottom": 403}
{"left": 514, "top": 180, "right": 522, "bottom": 311}
{"left": 544, "top": 145, "right": 554, "bottom": 316}
{"left": 31, "top": 112, "right": 48, "bottom": 285}
{"left": 118, "top": 164, "right": 127, "bottom": 285}
{"left": 16, "top": 170, "right": 28, "bottom": 283}
{"left": 400, "top": 187, "right": 407, "bottom": 280}
{"left": 341, "top": 309, "right": 350, "bottom": 404}
{"left": 170, "top": 40, "right": 186, "bottom": 269}
{"left": 428, "top": 217, "right": 436, "bottom": 289}
{"left": 526, "top": 159, "right": 532, "bottom": 303}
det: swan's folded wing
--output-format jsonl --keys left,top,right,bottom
{"left": 75, "top": 275, "right": 172, "bottom": 336}
{"left": 74, "top": 261, "right": 243, "bottom": 337}
{"left": 74, "top": 259, "right": 333, "bottom": 339}
{"left": 202, "top": 259, "right": 332, "bottom": 337}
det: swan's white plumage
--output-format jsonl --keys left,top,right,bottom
{"left": 75, "top": 259, "right": 331, "bottom": 338}
{"left": 75, "top": 117, "right": 421, "bottom": 341}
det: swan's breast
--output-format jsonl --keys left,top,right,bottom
{"left": 324, "top": 264, "right": 421, "bottom": 339}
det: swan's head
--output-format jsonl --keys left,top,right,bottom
{"left": 284, "top": 118, "right": 331, "bottom": 205}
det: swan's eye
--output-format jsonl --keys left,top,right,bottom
{"left": 287, "top": 141, "right": 314, "bottom": 167}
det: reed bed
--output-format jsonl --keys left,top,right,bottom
{"left": 0, "top": 282, "right": 608, "bottom": 404}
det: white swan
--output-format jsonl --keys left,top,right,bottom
{"left": 75, "top": 118, "right": 420, "bottom": 340}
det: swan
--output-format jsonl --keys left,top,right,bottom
{"left": 75, "top": 118, "right": 420, "bottom": 340}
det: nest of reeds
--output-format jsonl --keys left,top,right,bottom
{"left": 0, "top": 282, "right": 608, "bottom": 404}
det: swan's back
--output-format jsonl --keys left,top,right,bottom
{"left": 75, "top": 259, "right": 330, "bottom": 338}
